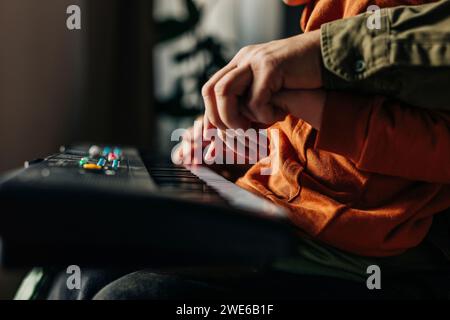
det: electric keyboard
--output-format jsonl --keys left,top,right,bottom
{"left": 0, "top": 145, "right": 296, "bottom": 268}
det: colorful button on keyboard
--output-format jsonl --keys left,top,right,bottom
{"left": 112, "top": 160, "right": 120, "bottom": 170}
{"left": 97, "top": 158, "right": 107, "bottom": 167}
{"left": 79, "top": 157, "right": 89, "bottom": 166}
{"left": 83, "top": 164, "right": 102, "bottom": 171}
{"left": 108, "top": 153, "right": 117, "bottom": 162}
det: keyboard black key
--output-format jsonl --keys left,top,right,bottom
{"left": 158, "top": 182, "right": 206, "bottom": 192}
{"left": 152, "top": 176, "right": 203, "bottom": 184}
{"left": 150, "top": 172, "right": 198, "bottom": 178}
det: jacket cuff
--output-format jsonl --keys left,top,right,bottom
{"left": 315, "top": 92, "right": 374, "bottom": 163}
{"left": 320, "top": 8, "right": 391, "bottom": 88}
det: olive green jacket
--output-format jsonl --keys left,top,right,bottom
{"left": 321, "top": 0, "right": 450, "bottom": 110}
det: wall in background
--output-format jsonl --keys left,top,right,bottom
{"left": 0, "top": 0, "right": 85, "bottom": 173}
{"left": 81, "top": 0, "right": 154, "bottom": 149}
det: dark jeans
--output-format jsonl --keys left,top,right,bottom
{"left": 46, "top": 268, "right": 383, "bottom": 300}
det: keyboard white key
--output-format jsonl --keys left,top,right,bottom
{"left": 187, "top": 166, "right": 288, "bottom": 218}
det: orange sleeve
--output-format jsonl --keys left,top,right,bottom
{"left": 315, "top": 92, "right": 450, "bottom": 183}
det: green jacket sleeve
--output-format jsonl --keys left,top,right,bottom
{"left": 321, "top": 1, "right": 450, "bottom": 110}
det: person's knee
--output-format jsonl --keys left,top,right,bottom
{"left": 93, "top": 270, "right": 225, "bottom": 300}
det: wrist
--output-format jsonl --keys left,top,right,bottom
{"left": 302, "top": 29, "right": 324, "bottom": 88}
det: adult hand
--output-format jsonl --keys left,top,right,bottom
{"left": 201, "top": 29, "right": 323, "bottom": 131}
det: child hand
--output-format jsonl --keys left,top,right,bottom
{"left": 172, "top": 116, "right": 270, "bottom": 166}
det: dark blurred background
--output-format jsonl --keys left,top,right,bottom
{"left": 0, "top": 0, "right": 303, "bottom": 175}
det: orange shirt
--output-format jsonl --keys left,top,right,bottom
{"left": 237, "top": 0, "right": 450, "bottom": 257}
